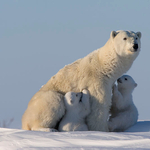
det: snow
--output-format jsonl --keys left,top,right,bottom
{"left": 0, "top": 121, "right": 150, "bottom": 149}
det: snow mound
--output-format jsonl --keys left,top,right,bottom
{"left": 0, "top": 121, "right": 150, "bottom": 149}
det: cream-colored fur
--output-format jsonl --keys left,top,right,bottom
{"left": 22, "top": 91, "right": 64, "bottom": 132}
{"left": 109, "top": 75, "right": 138, "bottom": 132}
{"left": 58, "top": 89, "right": 90, "bottom": 132}
{"left": 22, "top": 30, "right": 141, "bottom": 132}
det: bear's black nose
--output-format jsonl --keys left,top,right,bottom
{"left": 133, "top": 44, "right": 138, "bottom": 50}
{"left": 117, "top": 78, "right": 122, "bottom": 83}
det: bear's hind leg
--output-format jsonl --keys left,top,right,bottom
{"left": 22, "top": 90, "right": 65, "bottom": 131}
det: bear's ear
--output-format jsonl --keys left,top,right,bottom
{"left": 134, "top": 83, "right": 138, "bottom": 87}
{"left": 136, "top": 32, "right": 142, "bottom": 39}
{"left": 110, "top": 31, "right": 117, "bottom": 39}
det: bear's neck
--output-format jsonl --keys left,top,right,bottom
{"left": 98, "top": 39, "right": 135, "bottom": 83}
{"left": 119, "top": 88, "right": 134, "bottom": 96}
{"left": 121, "top": 93, "right": 133, "bottom": 108}
{"left": 64, "top": 111, "right": 85, "bottom": 123}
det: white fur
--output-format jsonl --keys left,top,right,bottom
{"left": 58, "top": 89, "right": 90, "bottom": 132}
{"left": 108, "top": 75, "right": 138, "bottom": 132}
{"left": 22, "top": 91, "right": 65, "bottom": 132}
{"left": 22, "top": 30, "right": 141, "bottom": 132}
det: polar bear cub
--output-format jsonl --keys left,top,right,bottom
{"left": 58, "top": 89, "right": 90, "bottom": 132}
{"left": 108, "top": 75, "right": 138, "bottom": 132}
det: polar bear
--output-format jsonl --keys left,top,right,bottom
{"left": 58, "top": 89, "right": 90, "bottom": 132}
{"left": 108, "top": 75, "right": 138, "bottom": 132}
{"left": 22, "top": 30, "right": 141, "bottom": 132}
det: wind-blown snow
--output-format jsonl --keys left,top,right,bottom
{"left": 0, "top": 121, "right": 150, "bottom": 149}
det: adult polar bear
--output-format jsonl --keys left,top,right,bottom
{"left": 22, "top": 30, "right": 141, "bottom": 132}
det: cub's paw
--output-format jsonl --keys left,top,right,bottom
{"left": 82, "top": 89, "right": 89, "bottom": 95}
{"left": 112, "top": 84, "right": 118, "bottom": 93}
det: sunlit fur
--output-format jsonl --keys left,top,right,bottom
{"left": 22, "top": 31, "right": 141, "bottom": 132}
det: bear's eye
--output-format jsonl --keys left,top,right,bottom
{"left": 123, "top": 37, "right": 127, "bottom": 40}
{"left": 136, "top": 37, "right": 138, "bottom": 40}
{"left": 125, "top": 78, "right": 127, "bottom": 81}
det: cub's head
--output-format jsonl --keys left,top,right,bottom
{"left": 64, "top": 91, "right": 82, "bottom": 109}
{"left": 117, "top": 75, "right": 137, "bottom": 93}
{"left": 110, "top": 30, "right": 141, "bottom": 59}
{"left": 64, "top": 90, "right": 90, "bottom": 116}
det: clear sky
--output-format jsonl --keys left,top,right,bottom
{"left": 0, "top": 0, "right": 149, "bottom": 128}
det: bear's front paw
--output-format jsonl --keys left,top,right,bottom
{"left": 50, "top": 128, "right": 59, "bottom": 132}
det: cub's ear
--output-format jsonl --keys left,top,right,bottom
{"left": 110, "top": 31, "right": 117, "bottom": 39}
{"left": 136, "top": 32, "right": 142, "bottom": 39}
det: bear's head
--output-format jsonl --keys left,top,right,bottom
{"left": 110, "top": 30, "right": 141, "bottom": 60}
{"left": 117, "top": 75, "right": 137, "bottom": 93}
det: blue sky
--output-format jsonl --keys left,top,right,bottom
{"left": 0, "top": 0, "right": 149, "bottom": 128}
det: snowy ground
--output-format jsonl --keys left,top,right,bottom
{"left": 0, "top": 121, "right": 150, "bottom": 149}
